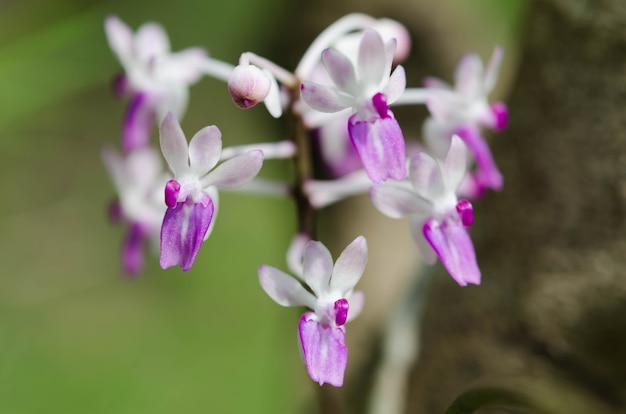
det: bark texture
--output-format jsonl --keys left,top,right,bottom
{"left": 408, "top": 0, "right": 626, "bottom": 413}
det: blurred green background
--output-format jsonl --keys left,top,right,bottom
{"left": 0, "top": 0, "right": 525, "bottom": 413}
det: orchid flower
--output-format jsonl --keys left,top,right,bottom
{"left": 105, "top": 15, "right": 213, "bottom": 151}
{"left": 259, "top": 236, "right": 367, "bottom": 386}
{"left": 102, "top": 146, "right": 168, "bottom": 275}
{"left": 420, "top": 47, "right": 507, "bottom": 197}
{"left": 370, "top": 136, "right": 480, "bottom": 286}
{"left": 158, "top": 113, "right": 263, "bottom": 271}
{"left": 300, "top": 29, "right": 407, "bottom": 184}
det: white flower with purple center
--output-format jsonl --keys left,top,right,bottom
{"left": 300, "top": 29, "right": 407, "bottom": 184}
{"left": 258, "top": 236, "right": 367, "bottom": 387}
{"left": 105, "top": 15, "right": 210, "bottom": 152}
{"left": 421, "top": 47, "right": 507, "bottom": 197}
{"left": 102, "top": 146, "right": 168, "bottom": 275}
{"left": 370, "top": 136, "right": 480, "bottom": 286}
{"left": 159, "top": 113, "right": 263, "bottom": 271}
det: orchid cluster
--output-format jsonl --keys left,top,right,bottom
{"left": 102, "top": 13, "right": 507, "bottom": 388}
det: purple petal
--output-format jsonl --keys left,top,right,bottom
{"left": 300, "top": 82, "right": 351, "bottom": 113}
{"left": 159, "top": 199, "right": 214, "bottom": 271}
{"left": 122, "top": 93, "right": 155, "bottom": 152}
{"left": 188, "top": 125, "right": 222, "bottom": 176}
{"left": 298, "top": 314, "right": 348, "bottom": 387}
{"left": 330, "top": 236, "right": 367, "bottom": 295}
{"left": 322, "top": 48, "right": 358, "bottom": 94}
{"left": 455, "top": 125, "right": 503, "bottom": 191}
{"left": 159, "top": 112, "right": 190, "bottom": 176}
{"left": 423, "top": 219, "right": 481, "bottom": 286}
{"left": 348, "top": 113, "right": 406, "bottom": 184}
{"left": 122, "top": 223, "right": 145, "bottom": 276}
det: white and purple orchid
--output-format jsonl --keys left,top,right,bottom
{"left": 300, "top": 29, "right": 407, "bottom": 184}
{"left": 102, "top": 146, "right": 168, "bottom": 275}
{"left": 104, "top": 15, "right": 209, "bottom": 152}
{"left": 259, "top": 236, "right": 367, "bottom": 387}
{"left": 158, "top": 113, "right": 264, "bottom": 271}
{"left": 370, "top": 136, "right": 480, "bottom": 286}
{"left": 421, "top": 47, "right": 507, "bottom": 198}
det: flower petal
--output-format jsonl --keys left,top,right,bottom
{"left": 258, "top": 265, "right": 316, "bottom": 308}
{"left": 370, "top": 185, "right": 429, "bottom": 218}
{"left": 423, "top": 219, "right": 481, "bottom": 286}
{"left": 455, "top": 124, "right": 503, "bottom": 191}
{"left": 357, "top": 29, "right": 386, "bottom": 87}
{"left": 346, "top": 290, "right": 364, "bottom": 322}
{"left": 409, "top": 152, "right": 444, "bottom": 201}
{"left": 263, "top": 69, "right": 283, "bottom": 118}
{"left": 300, "top": 82, "right": 352, "bottom": 113}
{"left": 384, "top": 65, "right": 406, "bottom": 104}
{"left": 410, "top": 216, "right": 438, "bottom": 265}
{"left": 159, "top": 199, "right": 214, "bottom": 271}
{"left": 189, "top": 125, "right": 222, "bottom": 176}
{"left": 200, "top": 150, "right": 263, "bottom": 188}
{"left": 442, "top": 135, "right": 468, "bottom": 191}
{"left": 135, "top": 22, "right": 170, "bottom": 59}
{"left": 122, "top": 223, "right": 145, "bottom": 276}
{"left": 348, "top": 114, "right": 406, "bottom": 184}
{"left": 104, "top": 15, "right": 134, "bottom": 68}
{"left": 484, "top": 46, "right": 503, "bottom": 94}
{"left": 330, "top": 236, "right": 367, "bottom": 295}
{"left": 159, "top": 112, "right": 190, "bottom": 176}
{"left": 454, "top": 53, "right": 483, "bottom": 98}
{"left": 299, "top": 314, "right": 348, "bottom": 387}
{"left": 302, "top": 241, "right": 334, "bottom": 297}
{"left": 322, "top": 48, "right": 358, "bottom": 95}
{"left": 123, "top": 93, "right": 155, "bottom": 152}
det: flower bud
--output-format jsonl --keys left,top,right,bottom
{"left": 228, "top": 65, "right": 271, "bottom": 109}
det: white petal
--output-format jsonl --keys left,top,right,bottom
{"left": 263, "top": 69, "right": 283, "bottom": 118}
{"left": 135, "top": 22, "right": 170, "bottom": 60}
{"left": 104, "top": 15, "right": 134, "bottom": 67}
{"left": 322, "top": 48, "right": 358, "bottom": 95}
{"left": 161, "top": 47, "right": 207, "bottom": 84}
{"left": 189, "top": 125, "right": 222, "bottom": 177}
{"left": 484, "top": 46, "right": 503, "bottom": 94}
{"left": 330, "top": 236, "right": 367, "bottom": 295}
{"left": 127, "top": 147, "right": 163, "bottom": 188}
{"left": 156, "top": 84, "right": 189, "bottom": 122}
{"left": 357, "top": 29, "right": 386, "bottom": 87}
{"left": 300, "top": 81, "right": 352, "bottom": 113}
{"left": 422, "top": 117, "right": 454, "bottom": 160}
{"left": 200, "top": 150, "right": 263, "bottom": 188}
{"left": 370, "top": 185, "right": 428, "bottom": 218}
{"left": 346, "top": 290, "right": 365, "bottom": 322}
{"left": 454, "top": 53, "right": 483, "bottom": 98}
{"left": 287, "top": 233, "right": 310, "bottom": 278}
{"left": 382, "top": 38, "right": 397, "bottom": 80}
{"left": 159, "top": 113, "right": 189, "bottom": 176}
{"left": 259, "top": 265, "right": 316, "bottom": 308}
{"left": 384, "top": 65, "right": 406, "bottom": 104}
{"left": 302, "top": 241, "right": 334, "bottom": 297}
{"left": 442, "top": 135, "right": 468, "bottom": 191}
{"left": 409, "top": 152, "right": 444, "bottom": 201}
{"left": 101, "top": 146, "right": 127, "bottom": 192}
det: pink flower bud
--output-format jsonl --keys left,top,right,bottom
{"left": 228, "top": 65, "right": 271, "bottom": 109}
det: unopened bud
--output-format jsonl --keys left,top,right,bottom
{"left": 228, "top": 65, "right": 271, "bottom": 109}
